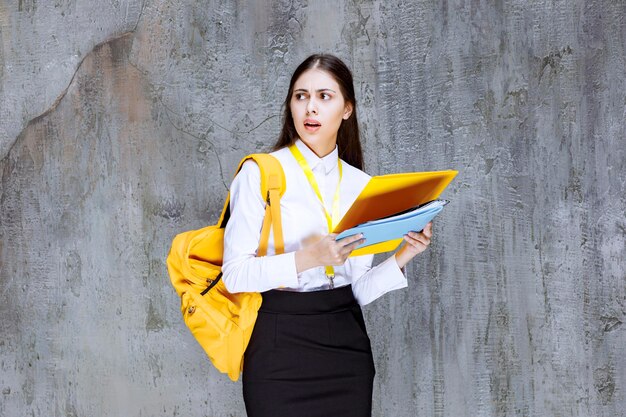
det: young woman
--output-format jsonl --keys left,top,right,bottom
{"left": 222, "top": 54, "right": 433, "bottom": 417}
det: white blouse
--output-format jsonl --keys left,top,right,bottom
{"left": 222, "top": 139, "right": 408, "bottom": 306}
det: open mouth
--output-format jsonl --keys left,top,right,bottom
{"left": 304, "top": 119, "right": 321, "bottom": 130}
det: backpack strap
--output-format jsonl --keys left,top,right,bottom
{"left": 218, "top": 154, "right": 286, "bottom": 256}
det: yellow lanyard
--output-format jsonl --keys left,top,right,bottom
{"left": 288, "top": 144, "right": 342, "bottom": 287}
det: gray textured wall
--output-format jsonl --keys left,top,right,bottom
{"left": 1, "top": 0, "right": 624, "bottom": 416}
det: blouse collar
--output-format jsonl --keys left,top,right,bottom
{"left": 294, "top": 139, "right": 339, "bottom": 174}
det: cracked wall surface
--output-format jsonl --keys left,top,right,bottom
{"left": 1, "top": 1, "right": 625, "bottom": 416}
{"left": 0, "top": 0, "right": 145, "bottom": 159}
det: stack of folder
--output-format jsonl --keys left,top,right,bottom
{"left": 333, "top": 170, "right": 458, "bottom": 256}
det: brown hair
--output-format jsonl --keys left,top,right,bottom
{"left": 272, "top": 54, "right": 364, "bottom": 170}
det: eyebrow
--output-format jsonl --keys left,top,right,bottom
{"left": 293, "top": 88, "right": 337, "bottom": 93}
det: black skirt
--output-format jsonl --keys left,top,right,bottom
{"left": 242, "top": 285, "right": 375, "bottom": 417}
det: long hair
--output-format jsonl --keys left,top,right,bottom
{"left": 272, "top": 54, "right": 364, "bottom": 170}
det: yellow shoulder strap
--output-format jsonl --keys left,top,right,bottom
{"left": 217, "top": 154, "right": 286, "bottom": 256}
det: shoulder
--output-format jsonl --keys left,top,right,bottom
{"left": 234, "top": 149, "right": 292, "bottom": 186}
{"left": 341, "top": 159, "right": 371, "bottom": 183}
{"left": 234, "top": 159, "right": 261, "bottom": 184}
{"left": 269, "top": 146, "right": 295, "bottom": 170}
{"left": 230, "top": 159, "right": 262, "bottom": 204}
{"left": 232, "top": 151, "right": 291, "bottom": 196}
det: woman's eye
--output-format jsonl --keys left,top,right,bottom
{"left": 321, "top": 93, "right": 331, "bottom": 100}
{"left": 294, "top": 93, "right": 306, "bottom": 100}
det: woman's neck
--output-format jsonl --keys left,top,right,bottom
{"left": 299, "top": 137, "right": 337, "bottom": 158}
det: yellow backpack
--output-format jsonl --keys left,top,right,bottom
{"left": 166, "top": 154, "right": 285, "bottom": 381}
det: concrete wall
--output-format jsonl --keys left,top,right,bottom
{"left": 1, "top": 0, "right": 624, "bottom": 416}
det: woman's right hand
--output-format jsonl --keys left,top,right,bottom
{"left": 295, "top": 233, "right": 365, "bottom": 273}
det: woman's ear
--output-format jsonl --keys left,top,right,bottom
{"left": 343, "top": 102, "right": 353, "bottom": 120}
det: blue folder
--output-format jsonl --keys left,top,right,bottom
{"left": 335, "top": 200, "right": 449, "bottom": 250}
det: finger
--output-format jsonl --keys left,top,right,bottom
{"left": 328, "top": 239, "right": 362, "bottom": 265}
{"left": 407, "top": 231, "right": 430, "bottom": 242}
{"left": 406, "top": 233, "right": 430, "bottom": 246}
{"left": 424, "top": 222, "right": 433, "bottom": 238}
{"left": 337, "top": 233, "right": 364, "bottom": 247}
{"left": 341, "top": 237, "right": 366, "bottom": 255}
{"left": 344, "top": 236, "right": 366, "bottom": 250}
{"left": 403, "top": 235, "right": 428, "bottom": 251}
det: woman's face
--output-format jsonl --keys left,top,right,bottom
{"left": 290, "top": 68, "right": 353, "bottom": 156}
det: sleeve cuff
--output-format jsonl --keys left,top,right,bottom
{"left": 378, "top": 255, "right": 408, "bottom": 291}
{"left": 264, "top": 251, "right": 299, "bottom": 289}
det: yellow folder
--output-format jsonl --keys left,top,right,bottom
{"left": 333, "top": 170, "right": 458, "bottom": 256}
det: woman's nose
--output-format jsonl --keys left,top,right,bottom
{"left": 306, "top": 98, "right": 318, "bottom": 114}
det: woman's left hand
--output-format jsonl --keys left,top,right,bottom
{"left": 394, "top": 222, "right": 433, "bottom": 269}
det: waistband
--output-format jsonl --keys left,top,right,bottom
{"left": 259, "top": 284, "right": 357, "bottom": 315}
